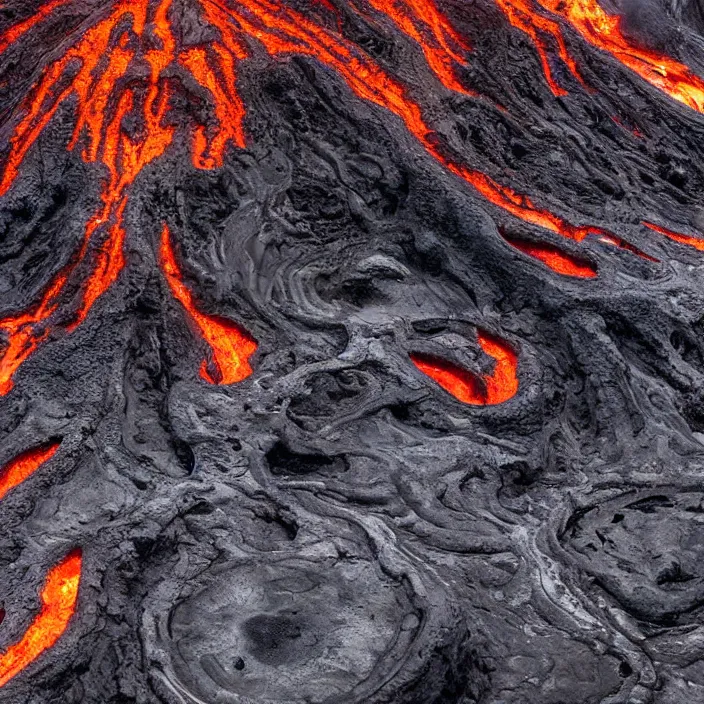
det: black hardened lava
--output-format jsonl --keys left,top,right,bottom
{"left": 0, "top": 0, "right": 704, "bottom": 702}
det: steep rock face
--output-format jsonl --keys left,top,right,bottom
{"left": 0, "top": 1, "right": 703, "bottom": 703}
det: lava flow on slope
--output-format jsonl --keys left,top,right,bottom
{"left": 160, "top": 224, "right": 257, "bottom": 384}
{"left": 1, "top": 0, "right": 704, "bottom": 700}
{"left": 0, "top": 441, "right": 80, "bottom": 690}
{"left": 0, "top": 550, "right": 82, "bottom": 688}
{"left": 0, "top": 0, "right": 680, "bottom": 397}
{"left": 495, "top": 0, "right": 704, "bottom": 111}
{"left": 411, "top": 331, "right": 519, "bottom": 405}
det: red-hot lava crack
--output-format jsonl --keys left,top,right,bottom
{"left": 355, "top": 0, "right": 477, "bottom": 97}
{"left": 0, "top": 550, "right": 82, "bottom": 688}
{"left": 0, "top": 0, "right": 702, "bottom": 698}
{"left": 0, "top": 0, "right": 176, "bottom": 395}
{"left": 1, "top": 0, "right": 689, "bottom": 396}
{"left": 0, "top": 0, "right": 72, "bottom": 56}
{"left": 411, "top": 330, "right": 518, "bottom": 405}
{"left": 160, "top": 224, "right": 257, "bottom": 384}
{"left": 502, "top": 235, "right": 598, "bottom": 278}
{"left": 0, "top": 443, "right": 80, "bottom": 690}
{"left": 0, "top": 442, "right": 60, "bottom": 501}
{"left": 643, "top": 221, "right": 704, "bottom": 252}
{"left": 495, "top": 0, "right": 704, "bottom": 111}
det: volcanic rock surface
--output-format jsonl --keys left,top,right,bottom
{"left": 1, "top": 0, "right": 704, "bottom": 702}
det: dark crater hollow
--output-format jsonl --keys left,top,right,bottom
{"left": 0, "top": 0, "right": 703, "bottom": 703}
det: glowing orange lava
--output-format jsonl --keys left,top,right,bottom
{"left": 210, "top": 0, "right": 650, "bottom": 257}
{"left": 0, "top": 550, "right": 81, "bottom": 688}
{"left": 160, "top": 225, "right": 257, "bottom": 384}
{"left": 360, "top": 0, "right": 476, "bottom": 96}
{"left": 495, "top": 0, "right": 704, "bottom": 112}
{"left": 0, "top": 0, "right": 664, "bottom": 396}
{"left": 0, "top": 0, "right": 176, "bottom": 395}
{"left": 0, "top": 443, "right": 60, "bottom": 502}
{"left": 494, "top": 0, "right": 588, "bottom": 96}
{"left": 503, "top": 236, "right": 597, "bottom": 277}
{"left": 411, "top": 330, "right": 518, "bottom": 405}
{"left": 643, "top": 221, "right": 704, "bottom": 252}
{"left": 0, "top": 0, "right": 72, "bottom": 56}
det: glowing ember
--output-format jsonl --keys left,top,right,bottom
{"left": 0, "top": 0, "right": 663, "bottom": 396}
{"left": 503, "top": 236, "right": 597, "bottom": 278}
{"left": 160, "top": 225, "right": 257, "bottom": 385}
{"left": 0, "top": 443, "right": 60, "bottom": 502}
{"left": 0, "top": 550, "right": 82, "bottom": 688}
{"left": 643, "top": 221, "right": 704, "bottom": 252}
{"left": 411, "top": 330, "right": 518, "bottom": 405}
{"left": 495, "top": 0, "right": 704, "bottom": 112}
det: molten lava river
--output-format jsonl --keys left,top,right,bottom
{"left": 0, "top": 0, "right": 703, "bottom": 701}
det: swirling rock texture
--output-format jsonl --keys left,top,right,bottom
{"left": 1, "top": 0, "right": 704, "bottom": 702}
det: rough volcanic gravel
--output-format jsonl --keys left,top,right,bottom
{"left": 1, "top": 0, "right": 704, "bottom": 703}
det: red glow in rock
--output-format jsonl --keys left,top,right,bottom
{"left": 361, "top": 0, "right": 476, "bottom": 96}
{"left": 0, "top": 550, "right": 82, "bottom": 688}
{"left": 504, "top": 237, "right": 597, "bottom": 277}
{"left": 0, "top": 0, "right": 72, "bottom": 56}
{"left": 411, "top": 330, "right": 518, "bottom": 405}
{"left": 160, "top": 225, "right": 257, "bottom": 385}
{"left": 643, "top": 221, "right": 704, "bottom": 252}
{"left": 0, "top": 443, "right": 60, "bottom": 502}
{"left": 0, "top": 0, "right": 176, "bottom": 395}
{"left": 0, "top": 0, "right": 662, "bottom": 395}
{"left": 494, "top": 0, "right": 704, "bottom": 112}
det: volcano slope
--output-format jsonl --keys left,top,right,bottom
{"left": 1, "top": 0, "right": 704, "bottom": 702}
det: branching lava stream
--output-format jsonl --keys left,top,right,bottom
{"left": 1, "top": 0, "right": 688, "bottom": 397}
{"left": 496, "top": 0, "right": 704, "bottom": 111}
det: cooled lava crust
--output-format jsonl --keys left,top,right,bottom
{"left": 0, "top": 0, "right": 704, "bottom": 702}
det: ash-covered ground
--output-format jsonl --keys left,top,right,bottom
{"left": 1, "top": 0, "right": 704, "bottom": 702}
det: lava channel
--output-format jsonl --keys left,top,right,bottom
{"left": 357, "top": 0, "right": 478, "bottom": 97}
{"left": 411, "top": 330, "right": 519, "bottom": 405}
{"left": 0, "top": 0, "right": 177, "bottom": 395}
{"left": 0, "top": 550, "right": 82, "bottom": 688}
{"left": 495, "top": 0, "right": 704, "bottom": 112}
{"left": 0, "top": 0, "right": 73, "bottom": 56}
{"left": 213, "top": 0, "right": 652, "bottom": 259}
{"left": 160, "top": 225, "right": 257, "bottom": 385}
{"left": 643, "top": 222, "right": 704, "bottom": 252}
{"left": 0, "top": 443, "right": 60, "bottom": 502}
{"left": 0, "top": 0, "right": 656, "bottom": 395}
{"left": 503, "top": 236, "right": 597, "bottom": 278}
